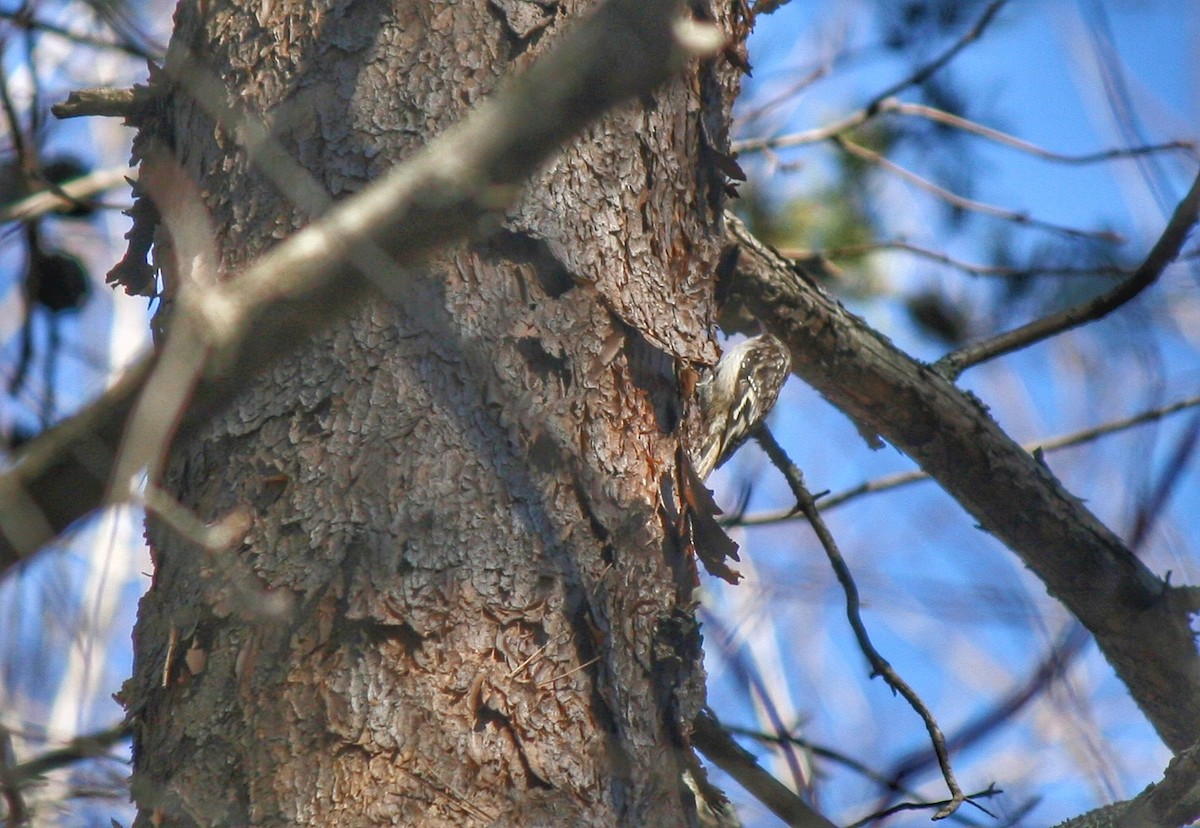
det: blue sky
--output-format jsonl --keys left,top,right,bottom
{"left": 703, "top": 2, "right": 1200, "bottom": 825}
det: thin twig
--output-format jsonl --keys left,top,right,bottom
{"left": 0, "top": 9, "right": 159, "bottom": 60}
{"left": 870, "top": 624, "right": 1087, "bottom": 816}
{"left": 0, "top": 65, "right": 30, "bottom": 170}
{"left": 848, "top": 786, "right": 1001, "bottom": 828}
{"left": 834, "top": 134, "right": 1123, "bottom": 243}
{"left": 935, "top": 168, "right": 1200, "bottom": 379}
{"left": 737, "top": 62, "right": 833, "bottom": 126}
{"left": 733, "top": 0, "right": 1011, "bottom": 154}
{"left": 535, "top": 655, "right": 601, "bottom": 688}
{"left": 799, "top": 239, "right": 1132, "bottom": 279}
{"left": 752, "top": 425, "right": 966, "bottom": 820}
{"left": 733, "top": 392, "right": 1200, "bottom": 526}
{"left": 1128, "top": 413, "right": 1200, "bottom": 550}
{"left": 3, "top": 723, "right": 131, "bottom": 788}
{"left": 880, "top": 99, "right": 1198, "bottom": 165}
{"left": 726, "top": 726, "right": 996, "bottom": 828}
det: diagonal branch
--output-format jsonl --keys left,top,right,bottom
{"left": 734, "top": 391, "right": 1200, "bottom": 524}
{"left": 878, "top": 99, "right": 1197, "bottom": 166}
{"left": 0, "top": 0, "right": 713, "bottom": 571}
{"left": 833, "top": 134, "right": 1122, "bottom": 243}
{"left": 691, "top": 708, "right": 839, "bottom": 828}
{"left": 935, "top": 168, "right": 1200, "bottom": 379}
{"left": 2, "top": 723, "right": 131, "bottom": 788}
{"left": 753, "top": 426, "right": 966, "bottom": 819}
{"left": 720, "top": 211, "right": 1200, "bottom": 755}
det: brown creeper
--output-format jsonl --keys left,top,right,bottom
{"left": 690, "top": 334, "right": 791, "bottom": 479}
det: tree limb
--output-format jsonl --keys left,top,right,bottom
{"left": 1051, "top": 739, "right": 1200, "bottom": 828}
{"left": 692, "top": 708, "right": 840, "bottom": 828}
{"left": 720, "top": 211, "right": 1200, "bottom": 755}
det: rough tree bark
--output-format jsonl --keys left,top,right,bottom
{"left": 123, "top": 0, "right": 746, "bottom": 825}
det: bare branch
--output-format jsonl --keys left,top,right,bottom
{"left": 51, "top": 85, "right": 161, "bottom": 119}
{"left": 720, "top": 211, "right": 1200, "bottom": 754}
{"left": 833, "top": 134, "right": 1123, "bottom": 243}
{"left": 733, "top": 0, "right": 1012, "bottom": 154}
{"left": 0, "top": 165, "right": 134, "bottom": 223}
{"left": 0, "top": 9, "right": 159, "bottom": 60}
{"left": 3, "top": 724, "right": 130, "bottom": 788}
{"left": 752, "top": 426, "right": 966, "bottom": 819}
{"left": 880, "top": 100, "right": 1198, "bottom": 165}
{"left": 0, "top": 726, "right": 27, "bottom": 824}
{"left": 734, "top": 392, "right": 1200, "bottom": 524}
{"left": 0, "top": 0, "right": 711, "bottom": 571}
{"left": 935, "top": 168, "right": 1200, "bottom": 379}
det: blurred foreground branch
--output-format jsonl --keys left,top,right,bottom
{"left": 0, "top": 0, "right": 709, "bottom": 570}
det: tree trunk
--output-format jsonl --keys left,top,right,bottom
{"left": 123, "top": 1, "right": 743, "bottom": 824}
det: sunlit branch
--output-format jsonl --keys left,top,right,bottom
{"left": 140, "top": 484, "right": 251, "bottom": 554}
{"left": 833, "top": 134, "right": 1123, "bottom": 243}
{"left": 0, "top": 166, "right": 135, "bottom": 223}
{"left": 880, "top": 100, "right": 1198, "bottom": 165}
{"left": 734, "top": 392, "right": 1200, "bottom": 526}
{"left": 700, "top": 606, "right": 811, "bottom": 794}
{"left": 752, "top": 425, "right": 967, "bottom": 820}
{"left": 51, "top": 86, "right": 154, "bottom": 119}
{"left": 935, "top": 169, "right": 1200, "bottom": 379}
